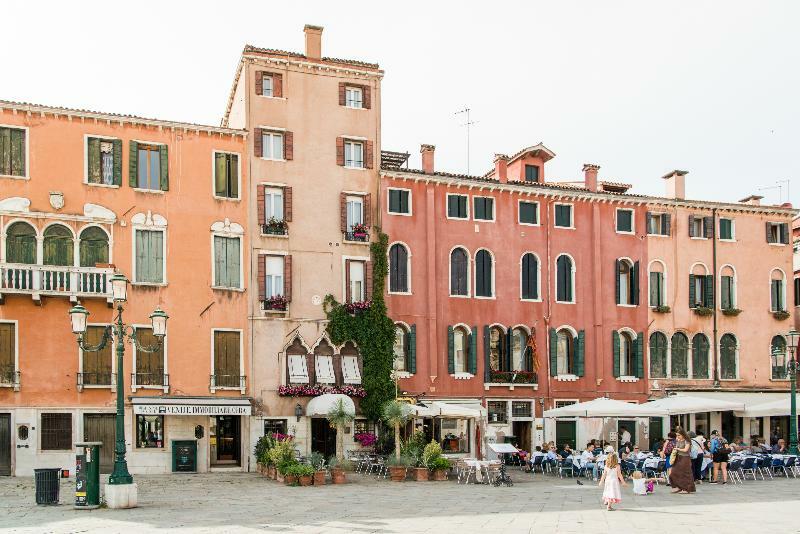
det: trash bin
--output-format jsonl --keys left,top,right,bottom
{"left": 75, "top": 442, "right": 102, "bottom": 509}
{"left": 34, "top": 468, "right": 61, "bottom": 505}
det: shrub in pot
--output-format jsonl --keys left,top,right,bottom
{"left": 277, "top": 460, "right": 298, "bottom": 484}
{"left": 328, "top": 457, "right": 351, "bottom": 484}
{"left": 309, "top": 452, "right": 326, "bottom": 486}
{"left": 429, "top": 456, "right": 451, "bottom": 481}
{"left": 291, "top": 464, "right": 315, "bottom": 487}
{"left": 386, "top": 455, "right": 411, "bottom": 482}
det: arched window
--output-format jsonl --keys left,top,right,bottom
{"left": 511, "top": 328, "right": 530, "bottom": 371}
{"left": 692, "top": 333, "right": 710, "bottom": 379}
{"left": 314, "top": 339, "right": 335, "bottom": 384}
{"left": 340, "top": 341, "right": 361, "bottom": 384}
{"left": 690, "top": 264, "right": 710, "bottom": 308}
{"left": 670, "top": 333, "right": 689, "bottom": 378}
{"left": 79, "top": 226, "right": 109, "bottom": 267}
{"left": 648, "top": 261, "right": 665, "bottom": 307}
{"left": 649, "top": 332, "right": 667, "bottom": 378}
{"left": 453, "top": 326, "right": 469, "bottom": 373}
{"left": 475, "top": 249, "right": 493, "bottom": 297}
{"left": 615, "top": 331, "right": 635, "bottom": 376}
{"left": 556, "top": 255, "right": 574, "bottom": 303}
{"left": 770, "top": 269, "right": 786, "bottom": 312}
{"left": 393, "top": 324, "right": 409, "bottom": 371}
{"left": 43, "top": 224, "right": 74, "bottom": 266}
{"left": 388, "top": 243, "right": 409, "bottom": 293}
{"left": 720, "top": 265, "right": 736, "bottom": 310}
{"left": 286, "top": 338, "right": 309, "bottom": 384}
{"left": 719, "top": 334, "right": 737, "bottom": 380}
{"left": 616, "top": 259, "right": 638, "bottom": 305}
{"left": 521, "top": 253, "right": 539, "bottom": 300}
{"left": 5, "top": 221, "right": 36, "bottom": 264}
{"left": 489, "top": 326, "right": 506, "bottom": 371}
{"left": 771, "top": 335, "right": 788, "bottom": 379}
{"left": 556, "top": 329, "right": 574, "bottom": 375}
{"left": 450, "top": 248, "right": 469, "bottom": 296}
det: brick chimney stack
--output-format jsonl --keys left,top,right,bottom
{"left": 494, "top": 154, "right": 509, "bottom": 183}
{"left": 421, "top": 144, "right": 435, "bottom": 173}
{"left": 582, "top": 163, "right": 600, "bottom": 192}
{"left": 662, "top": 170, "right": 688, "bottom": 200}
{"left": 304, "top": 24, "right": 323, "bottom": 59}
{"left": 739, "top": 194, "right": 763, "bottom": 206}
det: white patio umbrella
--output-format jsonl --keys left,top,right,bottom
{"left": 543, "top": 397, "right": 667, "bottom": 418}
{"left": 305, "top": 393, "right": 356, "bottom": 417}
{"left": 734, "top": 396, "right": 800, "bottom": 417}
{"left": 645, "top": 395, "right": 745, "bottom": 415}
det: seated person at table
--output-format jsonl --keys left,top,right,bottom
{"left": 559, "top": 444, "right": 574, "bottom": 459}
{"left": 772, "top": 439, "right": 788, "bottom": 454}
{"left": 544, "top": 445, "right": 559, "bottom": 467}
{"left": 628, "top": 446, "right": 646, "bottom": 461}
{"left": 580, "top": 443, "right": 600, "bottom": 480}
{"left": 618, "top": 443, "right": 631, "bottom": 459}
{"left": 749, "top": 437, "right": 765, "bottom": 454}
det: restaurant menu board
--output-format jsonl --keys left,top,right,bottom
{"left": 74, "top": 456, "right": 87, "bottom": 507}
{"left": 173, "top": 441, "right": 196, "bottom": 472}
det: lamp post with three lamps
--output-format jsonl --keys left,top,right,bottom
{"left": 772, "top": 329, "right": 799, "bottom": 455}
{"left": 69, "top": 273, "right": 167, "bottom": 506}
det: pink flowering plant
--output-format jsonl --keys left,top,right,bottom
{"left": 351, "top": 223, "right": 369, "bottom": 235}
{"left": 354, "top": 432, "right": 377, "bottom": 448}
{"left": 264, "top": 295, "right": 288, "bottom": 311}
{"left": 278, "top": 384, "right": 367, "bottom": 398}
{"left": 344, "top": 300, "right": 372, "bottom": 314}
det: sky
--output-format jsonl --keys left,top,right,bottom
{"left": 3, "top": 1, "right": 799, "bottom": 204}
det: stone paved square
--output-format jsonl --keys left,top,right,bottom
{"left": 2, "top": 471, "right": 800, "bottom": 533}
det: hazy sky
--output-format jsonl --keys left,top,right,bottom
{"left": 3, "top": 1, "right": 798, "bottom": 204}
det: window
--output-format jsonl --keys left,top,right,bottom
{"left": 771, "top": 335, "right": 788, "bottom": 379}
{"left": 136, "top": 415, "right": 164, "bottom": 448}
{"left": 353, "top": 420, "right": 375, "bottom": 435}
{"left": 256, "top": 72, "right": 282, "bottom": 98}
{"left": 43, "top": 225, "right": 74, "bottom": 267}
{"left": 346, "top": 196, "right": 364, "bottom": 231}
{"left": 766, "top": 222, "right": 789, "bottom": 244}
{"left": 646, "top": 212, "right": 670, "bottom": 236}
{"left": 436, "top": 418, "right": 470, "bottom": 453}
{"left": 519, "top": 201, "right": 539, "bottom": 225}
{"left": 41, "top": 413, "right": 72, "bottom": 450}
{"left": 213, "top": 236, "right": 241, "bottom": 289}
{"left": 264, "top": 256, "right": 285, "bottom": 298}
{"left": 345, "top": 86, "right": 363, "bottom": 108}
{"left": 795, "top": 278, "right": 800, "bottom": 308}
{"left": 79, "top": 227, "right": 109, "bottom": 268}
{"left": 447, "top": 194, "right": 468, "bottom": 219}
{"left": 212, "top": 330, "right": 241, "bottom": 389}
{"left": 214, "top": 152, "right": 239, "bottom": 199}
{"left": 340, "top": 342, "right": 362, "bottom": 384}
{"left": 315, "top": 340, "right": 336, "bottom": 384}
{"left": 473, "top": 197, "right": 494, "bottom": 221}
{"left": 452, "top": 326, "right": 469, "bottom": 374}
{"left": 80, "top": 325, "right": 112, "bottom": 386}
{"left": 393, "top": 324, "right": 409, "bottom": 371}
{"left": 348, "top": 260, "right": 366, "bottom": 302}
{"left": 524, "top": 164, "right": 540, "bottom": 183}
{"left": 344, "top": 140, "right": 364, "bottom": 168}
{"left": 264, "top": 419, "right": 288, "bottom": 437}
{"left": 720, "top": 334, "right": 737, "bottom": 380}
{"left": 489, "top": 327, "right": 506, "bottom": 372}
{"left": 86, "top": 137, "right": 121, "bottom": 185}
{"left": 556, "top": 255, "right": 574, "bottom": 303}
{"left": 689, "top": 272, "right": 713, "bottom": 308}
{"left": 616, "top": 259, "right": 639, "bottom": 305}
{"left": 389, "top": 243, "right": 409, "bottom": 293}
{"left": 616, "top": 209, "right": 634, "bottom": 233}
{"left": 692, "top": 333, "right": 710, "bottom": 379}
{"left": 286, "top": 339, "right": 309, "bottom": 384}
{"left": 670, "top": 333, "right": 689, "bottom": 378}
{"left": 720, "top": 267, "right": 736, "bottom": 310}
{"left": 263, "top": 188, "right": 284, "bottom": 221}
{"left": 719, "top": 218, "right": 734, "bottom": 240}
{"left": 771, "top": 270, "right": 786, "bottom": 312}
{"left": 134, "top": 229, "right": 164, "bottom": 284}
{"left": 556, "top": 329, "right": 574, "bottom": 375}
{"left": 511, "top": 328, "right": 530, "bottom": 371}
{"left": 488, "top": 401, "right": 508, "bottom": 424}
{"left": 450, "top": 248, "right": 469, "bottom": 296}
{"left": 521, "top": 253, "right": 539, "bottom": 300}
{"left": 688, "top": 215, "right": 712, "bottom": 238}
{"left": 0, "top": 126, "right": 26, "bottom": 177}
{"left": 135, "top": 143, "right": 167, "bottom": 191}
{"left": 388, "top": 189, "right": 411, "bottom": 215}
{"left": 649, "top": 332, "right": 667, "bottom": 379}
{"left": 475, "top": 249, "right": 493, "bottom": 297}
{"left": 649, "top": 265, "right": 665, "bottom": 307}
{"left": 0, "top": 323, "right": 16, "bottom": 386}
{"left": 134, "top": 327, "right": 165, "bottom": 387}
{"left": 261, "top": 131, "right": 284, "bottom": 160}
{"left": 5, "top": 222, "right": 36, "bottom": 264}
{"left": 616, "top": 331, "right": 636, "bottom": 377}
{"left": 554, "top": 204, "right": 573, "bottom": 228}
{"left": 261, "top": 74, "right": 274, "bottom": 97}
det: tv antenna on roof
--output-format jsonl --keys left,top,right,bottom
{"left": 454, "top": 107, "right": 478, "bottom": 175}
{"left": 758, "top": 179, "right": 791, "bottom": 204}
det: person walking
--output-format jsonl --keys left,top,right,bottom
{"left": 710, "top": 434, "right": 731, "bottom": 484}
{"left": 669, "top": 428, "right": 696, "bottom": 494}
{"left": 689, "top": 431, "right": 704, "bottom": 483}
{"left": 598, "top": 452, "right": 627, "bottom": 511}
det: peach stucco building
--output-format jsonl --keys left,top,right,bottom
{"left": 0, "top": 101, "right": 249, "bottom": 476}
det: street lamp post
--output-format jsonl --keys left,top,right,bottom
{"left": 69, "top": 273, "right": 168, "bottom": 495}
{"left": 774, "top": 330, "right": 800, "bottom": 455}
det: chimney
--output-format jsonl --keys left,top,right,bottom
{"left": 739, "top": 194, "right": 763, "bottom": 206}
{"left": 420, "top": 144, "right": 435, "bottom": 173}
{"left": 661, "top": 169, "right": 688, "bottom": 200}
{"left": 304, "top": 24, "right": 323, "bottom": 59}
{"left": 582, "top": 163, "right": 600, "bottom": 192}
{"left": 494, "top": 154, "right": 509, "bottom": 183}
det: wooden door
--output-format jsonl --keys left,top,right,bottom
{"left": 0, "top": 415, "right": 10, "bottom": 476}
{"left": 555, "top": 420, "right": 576, "bottom": 450}
{"left": 83, "top": 414, "right": 115, "bottom": 473}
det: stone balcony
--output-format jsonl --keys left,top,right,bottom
{"left": 0, "top": 262, "right": 114, "bottom": 303}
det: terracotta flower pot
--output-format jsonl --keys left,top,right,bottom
{"left": 299, "top": 475, "right": 313, "bottom": 487}
{"left": 331, "top": 468, "right": 346, "bottom": 484}
{"left": 413, "top": 467, "right": 429, "bottom": 481}
{"left": 389, "top": 466, "right": 406, "bottom": 482}
{"left": 433, "top": 468, "right": 448, "bottom": 481}
{"left": 268, "top": 466, "right": 276, "bottom": 479}
{"left": 276, "top": 471, "right": 285, "bottom": 483}
{"left": 284, "top": 474, "right": 297, "bottom": 485}
{"left": 313, "top": 470, "right": 326, "bottom": 486}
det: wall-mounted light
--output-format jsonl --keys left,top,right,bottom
{"left": 295, "top": 403, "right": 303, "bottom": 422}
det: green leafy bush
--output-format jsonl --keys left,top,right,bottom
{"left": 269, "top": 440, "right": 296, "bottom": 471}
{"left": 286, "top": 464, "right": 315, "bottom": 477}
{"left": 422, "top": 440, "right": 444, "bottom": 468}
{"left": 386, "top": 455, "right": 412, "bottom": 467}
{"left": 428, "top": 456, "right": 451, "bottom": 471}
{"left": 401, "top": 431, "right": 429, "bottom": 467}
{"left": 254, "top": 434, "right": 276, "bottom": 466}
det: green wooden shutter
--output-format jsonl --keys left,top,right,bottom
{"left": 409, "top": 325, "right": 417, "bottom": 374}
{"left": 135, "top": 231, "right": 149, "bottom": 282}
{"left": 447, "top": 326, "right": 455, "bottom": 374}
{"left": 483, "top": 325, "right": 491, "bottom": 381}
{"left": 0, "top": 128, "right": 9, "bottom": 175}
{"left": 229, "top": 237, "right": 240, "bottom": 288}
{"left": 11, "top": 128, "right": 24, "bottom": 176}
{"left": 159, "top": 145, "right": 169, "bottom": 191}
{"left": 612, "top": 331, "right": 620, "bottom": 377}
{"left": 504, "top": 328, "right": 512, "bottom": 371}
{"left": 129, "top": 141, "right": 138, "bottom": 187}
{"left": 214, "top": 153, "right": 227, "bottom": 196}
{"left": 549, "top": 328, "right": 558, "bottom": 376}
{"left": 469, "top": 326, "right": 478, "bottom": 375}
{"left": 615, "top": 259, "right": 621, "bottom": 304}
{"left": 0, "top": 323, "right": 15, "bottom": 370}
{"left": 214, "top": 236, "right": 226, "bottom": 287}
{"left": 704, "top": 275, "right": 714, "bottom": 308}
{"left": 635, "top": 332, "right": 644, "bottom": 378}
{"left": 576, "top": 330, "right": 585, "bottom": 377}
{"left": 721, "top": 276, "right": 731, "bottom": 309}
{"left": 152, "top": 231, "right": 164, "bottom": 283}
{"left": 112, "top": 139, "right": 122, "bottom": 185}
{"left": 87, "top": 137, "right": 101, "bottom": 183}
{"left": 689, "top": 274, "right": 696, "bottom": 308}
{"left": 633, "top": 261, "right": 640, "bottom": 305}
{"left": 230, "top": 154, "right": 239, "bottom": 199}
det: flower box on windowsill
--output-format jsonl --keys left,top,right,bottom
{"left": 488, "top": 370, "right": 538, "bottom": 385}
{"left": 263, "top": 296, "right": 288, "bottom": 312}
{"left": 693, "top": 306, "right": 713, "bottom": 317}
{"left": 344, "top": 300, "right": 371, "bottom": 315}
{"left": 278, "top": 384, "right": 366, "bottom": 397}
{"left": 653, "top": 305, "right": 671, "bottom": 314}
{"left": 773, "top": 310, "right": 790, "bottom": 321}
{"left": 262, "top": 218, "right": 288, "bottom": 237}
{"left": 722, "top": 307, "right": 742, "bottom": 317}
{"left": 344, "top": 232, "right": 370, "bottom": 243}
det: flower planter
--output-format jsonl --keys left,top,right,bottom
{"left": 432, "top": 468, "right": 448, "bottom": 481}
{"left": 331, "top": 468, "right": 346, "bottom": 484}
{"left": 276, "top": 472, "right": 285, "bottom": 483}
{"left": 413, "top": 467, "right": 429, "bottom": 481}
{"left": 388, "top": 466, "right": 406, "bottom": 482}
{"left": 313, "top": 470, "right": 326, "bottom": 486}
{"left": 298, "top": 475, "right": 313, "bottom": 487}
{"left": 284, "top": 475, "right": 297, "bottom": 485}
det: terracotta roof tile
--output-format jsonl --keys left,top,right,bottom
{"left": 243, "top": 44, "right": 380, "bottom": 70}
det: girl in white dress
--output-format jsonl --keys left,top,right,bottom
{"left": 598, "top": 452, "right": 627, "bottom": 510}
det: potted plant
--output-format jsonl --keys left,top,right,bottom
{"left": 402, "top": 431, "right": 429, "bottom": 481}
{"left": 279, "top": 460, "right": 299, "bottom": 484}
{"left": 693, "top": 306, "right": 713, "bottom": 317}
{"left": 263, "top": 295, "right": 288, "bottom": 311}
{"left": 328, "top": 457, "right": 351, "bottom": 484}
{"left": 269, "top": 440, "right": 296, "bottom": 483}
{"left": 309, "top": 452, "right": 326, "bottom": 486}
{"left": 382, "top": 400, "right": 414, "bottom": 465}
{"left": 386, "top": 455, "right": 411, "bottom": 481}
{"left": 351, "top": 222, "right": 369, "bottom": 240}
{"left": 325, "top": 398, "right": 355, "bottom": 484}
{"left": 774, "top": 310, "right": 790, "bottom": 321}
{"left": 722, "top": 307, "right": 742, "bottom": 316}
{"left": 429, "top": 456, "right": 451, "bottom": 481}
{"left": 253, "top": 434, "right": 276, "bottom": 477}
{"left": 263, "top": 216, "right": 288, "bottom": 236}
{"left": 295, "top": 464, "right": 315, "bottom": 487}
{"left": 654, "top": 305, "right": 671, "bottom": 313}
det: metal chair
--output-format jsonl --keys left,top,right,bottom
{"left": 557, "top": 458, "right": 575, "bottom": 478}
{"left": 727, "top": 459, "right": 743, "bottom": 484}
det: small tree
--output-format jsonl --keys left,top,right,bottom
{"left": 326, "top": 398, "right": 355, "bottom": 460}
{"left": 382, "top": 400, "right": 413, "bottom": 460}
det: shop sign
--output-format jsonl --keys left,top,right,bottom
{"left": 133, "top": 404, "right": 251, "bottom": 416}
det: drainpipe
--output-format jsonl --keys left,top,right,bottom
{"left": 544, "top": 198, "right": 554, "bottom": 408}
{"left": 712, "top": 208, "right": 720, "bottom": 387}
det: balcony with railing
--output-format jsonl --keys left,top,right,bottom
{"left": 210, "top": 374, "right": 246, "bottom": 393}
{"left": 484, "top": 369, "right": 538, "bottom": 390}
{"left": 0, "top": 366, "right": 20, "bottom": 391}
{"left": 132, "top": 372, "right": 170, "bottom": 393}
{"left": 0, "top": 263, "right": 113, "bottom": 302}
{"left": 76, "top": 372, "right": 115, "bottom": 391}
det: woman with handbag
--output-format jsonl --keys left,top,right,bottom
{"left": 668, "top": 428, "right": 696, "bottom": 494}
